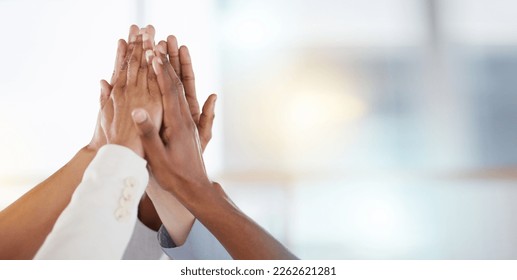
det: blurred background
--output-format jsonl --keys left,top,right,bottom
{"left": 1, "top": 0, "right": 517, "bottom": 259}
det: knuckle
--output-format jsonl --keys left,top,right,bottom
{"left": 174, "top": 79, "right": 184, "bottom": 90}
{"left": 181, "top": 72, "right": 195, "bottom": 81}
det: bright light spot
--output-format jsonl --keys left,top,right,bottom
{"left": 0, "top": 115, "right": 31, "bottom": 176}
{"left": 222, "top": 5, "right": 282, "bottom": 49}
{"left": 245, "top": 58, "right": 369, "bottom": 171}
{"left": 345, "top": 189, "right": 417, "bottom": 253}
{"left": 286, "top": 91, "right": 367, "bottom": 132}
{"left": 234, "top": 18, "right": 267, "bottom": 46}
{"left": 355, "top": 198, "right": 400, "bottom": 240}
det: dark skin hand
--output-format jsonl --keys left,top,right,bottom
{"left": 131, "top": 54, "right": 297, "bottom": 259}
{"left": 101, "top": 26, "right": 216, "bottom": 245}
{"left": 124, "top": 27, "right": 217, "bottom": 237}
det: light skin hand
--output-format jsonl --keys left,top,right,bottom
{"left": 86, "top": 37, "right": 125, "bottom": 152}
{"left": 85, "top": 84, "right": 109, "bottom": 152}
{"left": 98, "top": 25, "right": 165, "bottom": 234}
{"left": 102, "top": 25, "right": 163, "bottom": 157}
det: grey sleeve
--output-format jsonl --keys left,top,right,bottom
{"left": 122, "top": 219, "right": 165, "bottom": 260}
{"left": 160, "top": 220, "right": 232, "bottom": 260}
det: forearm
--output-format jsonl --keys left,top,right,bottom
{"left": 177, "top": 183, "right": 297, "bottom": 260}
{"left": 0, "top": 146, "right": 96, "bottom": 259}
{"left": 146, "top": 180, "right": 195, "bottom": 246}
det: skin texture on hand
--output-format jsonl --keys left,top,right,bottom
{"left": 133, "top": 55, "right": 297, "bottom": 259}
{"left": 102, "top": 26, "right": 163, "bottom": 157}
{"left": 135, "top": 27, "right": 217, "bottom": 246}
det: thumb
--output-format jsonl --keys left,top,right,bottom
{"left": 132, "top": 108, "right": 167, "bottom": 164}
{"left": 198, "top": 94, "right": 217, "bottom": 151}
{"left": 100, "top": 79, "right": 112, "bottom": 108}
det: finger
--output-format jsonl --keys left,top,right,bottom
{"left": 128, "top": 24, "right": 139, "bottom": 43}
{"left": 167, "top": 35, "right": 181, "bottom": 78}
{"left": 132, "top": 108, "right": 168, "bottom": 166}
{"left": 110, "top": 39, "right": 128, "bottom": 85}
{"left": 128, "top": 34, "right": 144, "bottom": 86}
{"left": 198, "top": 94, "right": 217, "bottom": 151}
{"left": 125, "top": 24, "right": 139, "bottom": 64}
{"left": 161, "top": 52, "right": 190, "bottom": 120}
{"left": 102, "top": 94, "right": 115, "bottom": 130}
{"left": 179, "top": 45, "right": 200, "bottom": 122}
{"left": 137, "top": 62, "right": 148, "bottom": 88}
{"left": 100, "top": 79, "right": 112, "bottom": 108}
{"left": 147, "top": 51, "right": 160, "bottom": 97}
{"left": 139, "top": 27, "right": 148, "bottom": 67}
{"left": 156, "top": 41, "right": 181, "bottom": 107}
{"left": 156, "top": 40, "right": 167, "bottom": 56}
{"left": 137, "top": 29, "right": 149, "bottom": 87}
{"left": 121, "top": 40, "right": 133, "bottom": 71}
{"left": 156, "top": 40, "right": 176, "bottom": 79}
{"left": 152, "top": 56, "right": 181, "bottom": 126}
{"left": 141, "top": 26, "right": 156, "bottom": 87}
{"left": 143, "top": 25, "right": 156, "bottom": 55}
{"left": 160, "top": 42, "right": 188, "bottom": 118}
{"left": 111, "top": 39, "right": 128, "bottom": 87}
{"left": 122, "top": 25, "right": 139, "bottom": 86}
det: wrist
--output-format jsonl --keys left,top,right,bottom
{"left": 109, "top": 139, "right": 143, "bottom": 157}
{"left": 169, "top": 179, "right": 228, "bottom": 213}
{"left": 80, "top": 144, "right": 99, "bottom": 156}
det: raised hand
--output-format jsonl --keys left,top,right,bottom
{"left": 85, "top": 83, "right": 110, "bottom": 152}
{"left": 133, "top": 54, "right": 211, "bottom": 202}
{"left": 102, "top": 25, "right": 163, "bottom": 157}
{"left": 155, "top": 37, "right": 217, "bottom": 151}
{"left": 132, "top": 54, "right": 296, "bottom": 259}
{"left": 86, "top": 38, "right": 126, "bottom": 152}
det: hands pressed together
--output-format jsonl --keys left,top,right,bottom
{"left": 92, "top": 25, "right": 295, "bottom": 259}
{"left": 0, "top": 24, "right": 295, "bottom": 260}
{"left": 93, "top": 25, "right": 220, "bottom": 246}
{"left": 95, "top": 25, "right": 216, "bottom": 160}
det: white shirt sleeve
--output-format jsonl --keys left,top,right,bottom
{"left": 34, "top": 144, "right": 149, "bottom": 260}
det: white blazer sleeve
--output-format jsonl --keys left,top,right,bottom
{"left": 34, "top": 144, "right": 149, "bottom": 260}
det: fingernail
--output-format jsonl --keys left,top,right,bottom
{"left": 129, "top": 34, "right": 137, "bottom": 43}
{"left": 157, "top": 44, "right": 167, "bottom": 55}
{"left": 132, "top": 109, "right": 147, "bottom": 124}
{"left": 152, "top": 57, "right": 162, "bottom": 73}
{"left": 157, "top": 57, "right": 163, "bottom": 65}
{"left": 145, "top": 50, "right": 154, "bottom": 63}
{"left": 143, "top": 33, "right": 149, "bottom": 42}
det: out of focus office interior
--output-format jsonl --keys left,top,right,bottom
{"left": 1, "top": 0, "right": 517, "bottom": 259}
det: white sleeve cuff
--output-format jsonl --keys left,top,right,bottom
{"left": 35, "top": 144, "right": 149, "bottom": 259}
